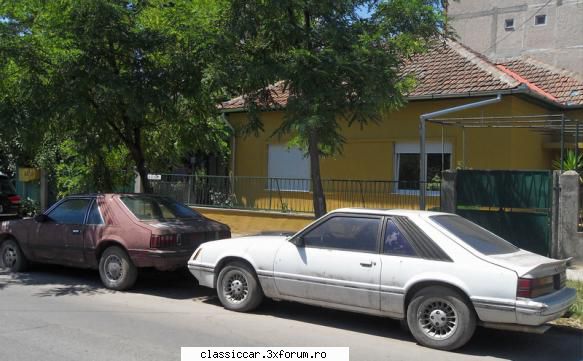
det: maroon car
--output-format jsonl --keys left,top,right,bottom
{"left": 0, "top": 193, "right": 230, "bottom": 290}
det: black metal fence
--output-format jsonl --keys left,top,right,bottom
{"left": 150, "top": 175, "right": 440, "bottom": 213}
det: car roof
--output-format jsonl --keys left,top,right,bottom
{"left": 330, "top": 207, "right": 450, "bottom": 218}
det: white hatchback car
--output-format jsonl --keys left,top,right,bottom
{"left": 188, "top": 209, "right": 576, "bottom": 350}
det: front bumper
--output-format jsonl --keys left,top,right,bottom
{"left": 128, "top": 249, "right": 194, "bottom": 271}
{"left": 187, "top": 261, "right": 215, "bottom": 288}
{"left": 515, "top": 287, "right": 577, "bottom": 325}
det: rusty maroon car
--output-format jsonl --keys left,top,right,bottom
{"left": 0, "top": 193, "right": 230, "bottom": 290}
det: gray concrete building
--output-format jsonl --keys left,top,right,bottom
{"left": 449, "top": 0, "right": 583, "bottom": 74}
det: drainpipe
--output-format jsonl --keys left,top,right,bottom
{"left": 419, "top": 94, "right": 502, "bottom": 210}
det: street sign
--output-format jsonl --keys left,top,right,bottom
{"left": 147, "top": 174, "right": 162, "bottom": 181}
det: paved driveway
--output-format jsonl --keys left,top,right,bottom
{"left": 0, "top": 266, "right": 581, "bottom": 361}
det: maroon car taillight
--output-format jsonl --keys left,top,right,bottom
{"left": 517, "top": 276, "right": 555, "bottom": 298}
{"left": 8, "top": 195, "right": 21, "bottom": 204}
{"left": 150, "top": 234, "right": 178, "bottom": 249}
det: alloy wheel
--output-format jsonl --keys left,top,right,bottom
{"left": 418, "top": 298, "right": 458, "bottom": 340}
{"left": 223, "top": 271, "right": 249, "bottom": 304}
{"left": 103, "top": 254, "right": 124, "bottom": 282}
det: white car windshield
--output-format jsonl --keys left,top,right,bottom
{"left": 430, "top": 215, "right": 519, "bottom": 255}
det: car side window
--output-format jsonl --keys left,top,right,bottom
{"left": 303, "top": 216, "right": 380, "bottom": 252}
{"left": 384, "top": 219, "right": 417, "bottom": 257}
{"left": 48, "top": 199, "right": 91, "bottom": 225}
{"left": 86, "top": 200, "right": 104, "bottom": 225}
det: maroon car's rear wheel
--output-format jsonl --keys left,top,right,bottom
{"left": 0, "top": 239, "right": 28, "bottom": 272}
{"left": 98, "top": 246, "right": 137, "bottom": 291}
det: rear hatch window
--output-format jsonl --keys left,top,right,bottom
{"left": 120, "top": 195, "right": 202, "bottom": 221}
{"left": 430, "top": 215, "right": 519, "bottom": 255}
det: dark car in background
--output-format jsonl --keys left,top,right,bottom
{"left": 0, "top": 193, "right": 230, "bottom": 290}
{"left": 0, "top": 174, "right": 20, "bottom": 215}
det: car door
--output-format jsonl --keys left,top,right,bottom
{"left": 379, "top": 217, "right": 453, "bottom": 315}
{"left": 81, "top": 198, "right": 106, "bottom": 267}
{"left": 273, "top": 214, "right": 382, "bottom": 310}
{"left": 31, "top": 198, "right": 91, "bottom": 265}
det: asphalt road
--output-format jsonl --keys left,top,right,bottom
{"left": 0, "top": 266, "right": 581, "bottom": 361}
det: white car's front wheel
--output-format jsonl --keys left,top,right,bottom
{"left": 217, "top": 262, "right": 264, "bottom": 312}
{"left": 407, "top": 286, "right": 476, "bottom": 351}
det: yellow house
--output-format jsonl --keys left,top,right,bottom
{"left": 210, "top": 40, "right": 583, "bottom": 220}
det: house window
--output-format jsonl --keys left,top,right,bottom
{"left": 534, "top": 14, "right": 547, "bottom": 26}
{"left": 504, "top": 18, "right": 515, "bottom": 31}
{"left": 394, "top": 143, "right": 452, "bottom": 192}
{"left": 267, "top": 145, "right": 310, "bottom": 191}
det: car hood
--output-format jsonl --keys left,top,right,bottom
{"left": 193, "top": 234, "right": 289, "bottom": 267}
{"left": 203, "top": 234, "right": 289, "bottom": 251}
{"left": 485, "top": 249, "right": 567, "bottom": 278}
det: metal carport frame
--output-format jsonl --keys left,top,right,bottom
{"left": 419, "top": 96, "right": 580, "bottom": 209}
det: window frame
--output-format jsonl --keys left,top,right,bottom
{"left": 86, "top": 198, "right": 104, "bottom": 225}
{"left": 393, "top": 142, "right": 452, "bottom": 195}
{"left": 534, "top": 14, "right": 547, "bottom": 26}
{"left": 295, "top": 213, "right": 383, "bottom": 254}
{"left": 381, "top": 217, "right": 420, "bottom": 258}
{"left": 46, "top": 197, "right": 93, "bottom": 225}
{"left": 504, "top": 18, "right": 515, "bottom": 31}
{"left": 267, "top": 144, "right": 311, "bottom": 192}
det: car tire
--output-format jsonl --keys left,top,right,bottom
{"left": 407, "top": 286, "right": 476, "bottom": 351}
{"left": 0, "top": 239, "right": 28, "bottom": 272}
{"left": 216, "top": 261, "right": 264, "bottom": 312}
{"left": 98, "top": 246, "right": 138, "bottom": 291}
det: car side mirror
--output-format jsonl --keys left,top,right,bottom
{"left": 289, "top": 235, "right": 305, "bottom": 247}
{"left": 34, "top": 214, "right": 50, "bottom": 223}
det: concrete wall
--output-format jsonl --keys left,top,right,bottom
{"left": 449, "top": 0, "right": 583, "bottom": 74}
{"left": 194, "top": 206, "right": 313, "bottom": 235}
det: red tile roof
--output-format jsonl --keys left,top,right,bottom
{"left": 498, "top": 58, "right": 583, "bottom": 106}
{"left": 220, "top": 40, "right": 583, "bottom": 111}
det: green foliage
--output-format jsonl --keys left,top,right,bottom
{"left": 54, "top": 139, "right": 134, "bottom": 197}
{"left": 218, "top": 0, "right": 447, "bottom": 215}
{"left": 0, "top": 0, "right": 230, "bottom": 192}
{"left": 553, "top": 150, "right": 583, "bottom": 172}
{"left": 566, "top": 280, "right": 583, "bottom": 321}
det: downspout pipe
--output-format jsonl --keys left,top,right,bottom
{"left": 419, "top": 94, "right": 502, "bottom": 210}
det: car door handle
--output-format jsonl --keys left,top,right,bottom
{"left": 72, "top": 229, "right": 81, "bottom": 235}
{"left": 360, "top": 261, "right": 375, "bottom": 267}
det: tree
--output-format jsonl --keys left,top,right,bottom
{"left": 219, "top": 0, "right": 448, "bottom": 217}
{"left": 0, "top": 0, "right": 229, "bottom": 192}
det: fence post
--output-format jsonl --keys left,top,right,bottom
{"left": 440, "top": 170, "right": 457, "bottom": 213}
{"left": 187, "top": 175, "right": 192, "bottom": 205}
{"left": 556, "top": 171, "right": 580, "bottom": 259}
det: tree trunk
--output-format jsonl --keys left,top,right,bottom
{"left": 127, "top": 127, "right": 152, "bottom": 193}
{"left": 308, "top": 131, "right": 326, "bottom": 217}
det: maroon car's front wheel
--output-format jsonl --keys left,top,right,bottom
{"left": 98, "top": 246, "right": 138, "bottom": 291}
{"left": 0, "top": 239, "right": 28, "bottom": 272}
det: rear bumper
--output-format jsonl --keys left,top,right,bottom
{"left": 515, "top": 287, "right": 577, "bottom": 325}
{"left": 128, "top": 249, "right": 193, "bottom": 271}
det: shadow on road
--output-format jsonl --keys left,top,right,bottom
{"left": 2, "top": 266, "right": 581, "bottom": 360}
{"left": 0, "top": 265, "right": 213, "bottom": 300}
{"left": 204, "top": 298, "right": 583, "bottom": 361}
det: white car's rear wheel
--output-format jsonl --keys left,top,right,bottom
{"left": 217, "top": 262, "right": 263, "bottom": 312}
{"left": 407, "top": 286, "right": 476, "bottom": 351}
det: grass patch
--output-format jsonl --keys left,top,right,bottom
{"left": 566, "top": 280, "right": 583, "bottom": 321}
{"left": 552, "top": 280, "right": 583, "bottom": 329}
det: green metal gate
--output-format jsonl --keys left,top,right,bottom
{"left": 455, "top": 170, "right": 552, "bottom": 256}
